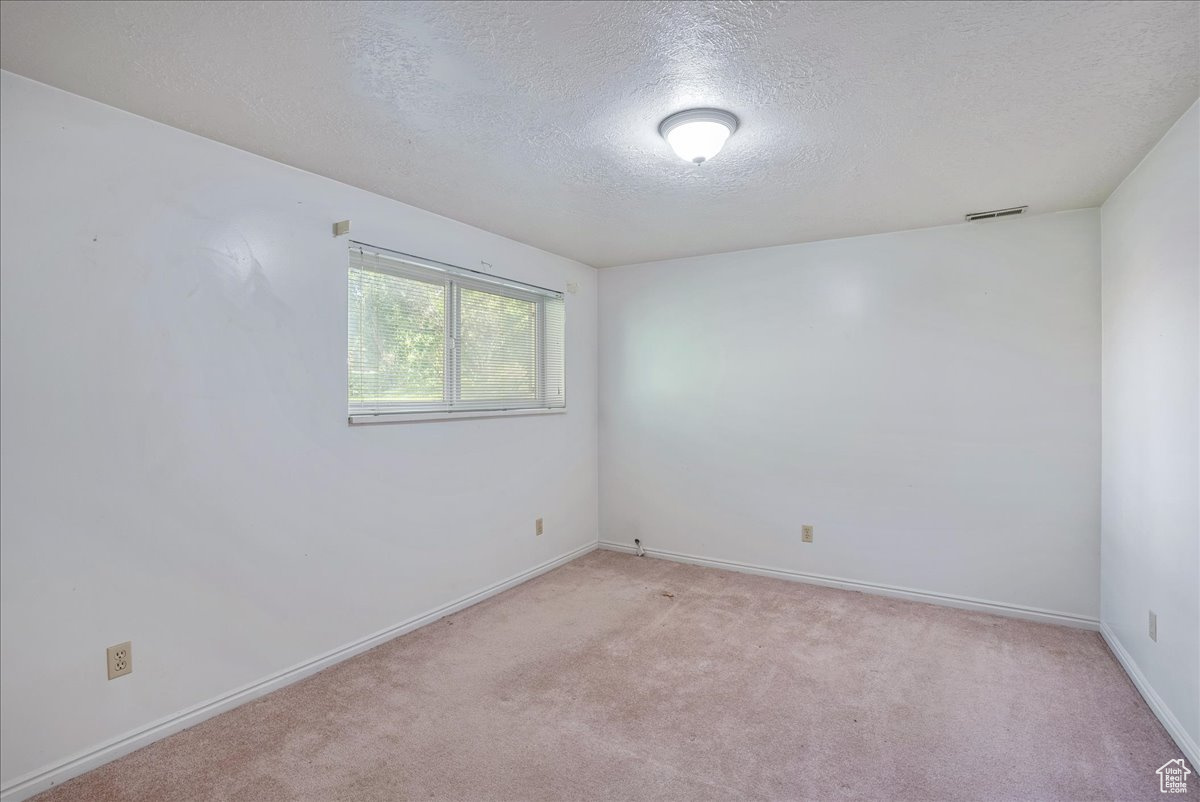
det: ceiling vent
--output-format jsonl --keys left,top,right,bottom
{"left": 965, "top": 205, "right": 1028, "bottom": 222}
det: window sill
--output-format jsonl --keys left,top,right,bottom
{"left": 348, "top": 407, "right": 566, "bottom": 425}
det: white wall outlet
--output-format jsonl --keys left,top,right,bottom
{"left": 107, "top": 641, "right": 132, "bottom": 680}
{"left": 801, "top": 525, "right": 814, "bottom": 543}
{"left": 1149, "top": 610, "right": 1157, "bottom": 642}
{"left": 535, "top": 517, "right": 544, "bottom": 536}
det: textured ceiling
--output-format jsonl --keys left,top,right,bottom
{"left": 1, "top": 1, "right": 1197, "bottom": 267}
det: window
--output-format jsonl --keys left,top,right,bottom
{"left": 348, "top": 243, "right": 565, "bottom": 421}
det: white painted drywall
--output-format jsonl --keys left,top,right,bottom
{"left": 599, "top": 210, "right": 1101, "bottom": 619}
{"left": 1100, "top": 101, "right": 1199, "bottom": 756}
{"left": 0, "top": 71, "right": 598, "bottom": 789}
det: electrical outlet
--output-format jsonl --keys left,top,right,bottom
{"left": 535, "top": 517, "right": 544, "bottom": 536}
{"left": 1149, "top": 610, "right": 1157, "bottom": 642}
{"left": 802, "top": 525, "right": 814, "bottom": 543}
{"left": 107, "top": 641, "right": 132, "bottom": 680}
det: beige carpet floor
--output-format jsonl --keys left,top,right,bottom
{"left": 36, "top": 550, "right": 1188, "bottom": 801}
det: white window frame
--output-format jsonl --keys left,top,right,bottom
{"left": 348, "top": 242, "right": 566, "bottom": 424}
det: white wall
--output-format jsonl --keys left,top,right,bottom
{"left": 599, "top": 210, "right": 1101, "bottom": 620}
{"left": 1100, "top": 101, "right": 1199, "bottom": 760}
{"left": 0, "top": 71, "right": 598, "bottom": 791}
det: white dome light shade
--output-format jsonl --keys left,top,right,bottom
{"left": 659, "top": 108, "right": 739, "bottom": 164}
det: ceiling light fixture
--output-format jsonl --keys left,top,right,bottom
{"left": 658, "top": 108, "right": 739, "bottom": 164}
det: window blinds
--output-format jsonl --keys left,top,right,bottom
{"left": 348, "top": 243, "right": 565, "bottom": 420}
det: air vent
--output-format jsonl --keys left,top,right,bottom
{"left": 965, "top": 206, "right": 1028, "bottom": 222}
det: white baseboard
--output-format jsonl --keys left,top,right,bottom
{"left": 598, "top": 540, "right": 1100, "bottom": 630}
{"left": 1100, "top": 622, "right": 1199, "bottom": 767}
{"left": 0, "top": 541, "right": 597, "bottom": 802}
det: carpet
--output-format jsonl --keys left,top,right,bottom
{"left": 34, "top": 550, "right": 1188, "bottom": 801}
